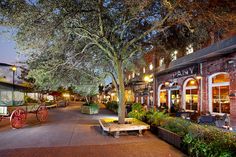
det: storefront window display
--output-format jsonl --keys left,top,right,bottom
{"left": 185, "top": 79, "right": 198, "bottom": 111}
{"left": 211, "top": 73, "right": 230, "bottom": 114}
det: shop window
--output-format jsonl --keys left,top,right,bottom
{"left": 210, "top": 73, "right": 230, "bottom": 114}
{"left": 212, "top": 74, "right": 230, "bottom": 83}
{"left": 186, "top": 44, "right": 193, "bottom": 55}
{"left": 143, "top": 67, "right": 146, "bottom": 73}
{"left": 159, "top": 58, "right": 164, "bottom": 66}
{"left": 170, "top": 90, "right": 180, "bottom": 112}
{"left": 171, "top": 50, "right": 178, "bottom": 61}
{"left": 185, "top": 79, "right": 198, "bottom": 111}
{"left": 159, "top": 85, "right": 167, "bottom": 108}
{"left": 149, "top": 63, "right": 153, "bottom": 70}
{"left": 212, "top": 86, "right": 230, "bottom": 113}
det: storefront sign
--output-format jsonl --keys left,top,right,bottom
{"left": 172, "top": 65, "right": 199, "bottom": 78}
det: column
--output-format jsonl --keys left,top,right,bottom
{"left": 229, "top": 72, "right": 236, "bottom": 130}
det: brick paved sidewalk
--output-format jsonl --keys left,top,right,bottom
{"left": 0, "top": 102, "right": 186, "bottom": 157}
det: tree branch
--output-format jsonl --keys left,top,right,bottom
{"left": 121, "top": 10, "right": 174, "bottom": 56}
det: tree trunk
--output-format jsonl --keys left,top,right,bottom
{"left": 116, "top": 60, "right": 126, "bottom": 124}
{"left": 85, "top": 96, "right": 89, "bottom": 104}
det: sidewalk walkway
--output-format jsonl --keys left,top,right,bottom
{"left": 0, "top": 102, "right": 186, "bottom": 157}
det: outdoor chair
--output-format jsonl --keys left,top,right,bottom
{"left": 197, "top": 115, "right": 215, "bottom": 125}
{"left": 215, "top": 114, "right": 230, "bottom": 129}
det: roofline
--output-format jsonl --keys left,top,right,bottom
{"left": 155, "top": 36, "right": 236, "bottom": 77}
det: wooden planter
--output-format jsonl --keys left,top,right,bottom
{"left": 81, "top": 106, "right": 99, "bottom": 114}
{"left": 157, "top": 127, "right": 182, "bottom": 149}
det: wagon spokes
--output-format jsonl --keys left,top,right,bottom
{"left": 10, "top": 108, "right": 27, "bottom": 129}
{"left": 36, "top": 105, "right": 48, "bottom": 122}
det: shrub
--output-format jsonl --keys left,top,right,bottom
{"left": 105, "top": 101, "right": 118, "bottom": 113}
{"left": 146, "top": 110, "right": 168, "bottom": 126}
{"left": 89, "top": 103, "right": 99, "bottom": 111}
{"left": 45, "top": 101, "right": 54, "bottom": 106}
{"left": 128, "top": 103, "right": 146, "bottom": 120}
{"left": 142, "top": 109, "right": 236, "bottom": 156}
{"left": 183, "top": 124, "right": 236, "bottom": 157}
{"left": 24, "top": 95, "right": 38, "bottom": 103}
{"left": 161, "top": 117, "right": 191, "bottom": 137}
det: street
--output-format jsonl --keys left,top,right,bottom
{"left": 0, "top": 102, "right": 185, "bottom": 157}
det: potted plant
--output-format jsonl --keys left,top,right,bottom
{"left": 74, "top": 84, "right": 100, "bottom": 114}
{"left": 81, "top": 102, "right": 99, "bottom": 114}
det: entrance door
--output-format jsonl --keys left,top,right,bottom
{"left": 170, "top": 90, "right": 180, "bottom": 112}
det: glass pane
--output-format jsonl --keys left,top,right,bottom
{"left": 186, "top": 79, "right": 197, "bottom": 87}
{"left": 160, "top": 91, "right": 167, "bottom": 103}
{"left": 185, "top": 89, "right": 198, "bottom": 111}
{"left": 221, "top": 103, "right": 230, "bottom": 113}
{"left": 171, "top": 90, "right": 180, "bottom": 111}
{"left": 212, "top": 86, "right": 220, "bottom": 112}
{"left": 212, "top": 74, "right": 229, "bottom": 83}
{"left": 220, "top": 86, "right": 230, "bottom": 113}
{"left": 212, "top": 85, "right": 230, "bottom": 113}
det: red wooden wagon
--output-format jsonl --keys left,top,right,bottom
{"left": 0, "top": 103, "right": 48, "bottom": 129}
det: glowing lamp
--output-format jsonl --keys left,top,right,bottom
{"left": 11, "top": 66, "right": 17, "bottom": 72}
{"left": 196, "top": 76, "right": 202, "bottom": 80}
{"left": 190, "top": 80, "right": 196, "bottom": 85}
{"left": 165, "top": 81, "right": 170, "bottom": 86}
{"left": 144, "top": 75, "right": 150, "bottom": 82}
{"left": 62, "top": 93, "right": 70, "bottom": 98}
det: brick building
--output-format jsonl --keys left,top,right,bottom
{"left": 154, "top": 36, "right": 236, "bottom": 129}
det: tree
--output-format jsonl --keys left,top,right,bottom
{"left": 74, "top": 84, "right": 99, "bottom": 104}
{"left": 0, "top": 0, "right": 235, "bottom": 123}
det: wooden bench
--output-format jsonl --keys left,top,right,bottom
{"left": 99, "top": 118, "right": 150, "bottom": 138}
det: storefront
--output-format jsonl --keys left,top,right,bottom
{"left": 155, "top": 36, "right": 236, "bottom": 128}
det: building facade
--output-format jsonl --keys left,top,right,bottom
{"left": 0, "top": 63, "right": 30, "bottom": 106}
{"left": 155, "top": 36, "right": 236, "bottom": 128}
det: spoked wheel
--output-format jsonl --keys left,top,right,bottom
{"left": 10, "top": 108, "right": 27, "bottom": 129}
{"left": 36, "top": 105, "right": 48, "bottom": 122}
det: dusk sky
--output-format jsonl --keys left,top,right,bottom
{"left": 0, "top": 26, "right": 25, "bottom": 64}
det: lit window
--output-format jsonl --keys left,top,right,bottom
{"left": 159, "top": 58, "right": 164, "bottom": 66}
{"left": 211, "top": 73, "right": 230, "bottom": 114}
{"left": 159, "top": 85, "right": 167, "bottom": 108}
{"left": 171, "top": 50, "right": 178, "bottom": 61}
{"left": 186, "top": 44, "right": 193, "bottom": 54}
{"left": 149, "top": 63, "right": 153, "bottom": 70}
{"left": 143, "top": 67, "right": 146, "bottom": 73}
{"left": 132, "top": 72, "right": 135, "bottom": 78}
{"left": 185, "top": 79, "right": 198, "bottom": 111}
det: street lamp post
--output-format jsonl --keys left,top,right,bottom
{"left": 11, "top": 65, "right": 17, "bottom": 106}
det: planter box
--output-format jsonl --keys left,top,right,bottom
{"left": 99, "top": 118, "right": 150, "bottom": 138}
{"left": 81, "top": 105, "right": 99, "bottom": 114}
{"left": 157, "top": 127, "right": 182, "bottom": 149}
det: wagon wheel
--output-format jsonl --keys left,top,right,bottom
{"left": 10, "top": 108, "right": 27, "bottom": 129}
{"left": 36, "top": 105, "right": 48, "bottom": 122}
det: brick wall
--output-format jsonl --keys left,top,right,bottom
{"left": 155, "top": 52, "right": 236, "bottom": 127}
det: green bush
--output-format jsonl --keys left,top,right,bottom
{"left": 142, "top": 110, "right": 236, "bottom": 156}
{"left": 24, "top": 95, "right": 38, "bottom": 103}
{"left": 89, "top": 103, "right": 99, "bottom": 111}
{"left": 105, "top": 101, "right": 118, "bottom": 113}
{"left": 161, "top": 117, "right": 191, "bottom": 137}
{"left": 183, "top": 124, "right": 236, "bottom": 157}
{"left": 45, "top": 101, "right": 54, "bottom": 106}
{"left": 128, "top": 103, "right": 146, "bottom": 120}
{"left": 146, "top": 110, "right": 168, "bottom": 126}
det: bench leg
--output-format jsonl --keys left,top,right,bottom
{"left": 114, "top": 131, "right": 120, "bottom": 138}
{"left": 138, "top": 130, "right": 143, "bottom": 137}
